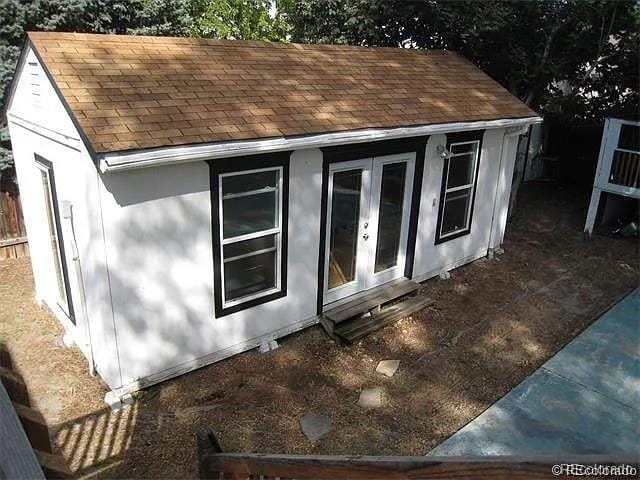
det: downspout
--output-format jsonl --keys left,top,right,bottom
{"left": 62, "top": 201, "right": 95, "bottom": 376}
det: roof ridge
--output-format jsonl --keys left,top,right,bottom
{"left": 19, "top": 30, "right": 536, "bottom": 154}
{"left": 26, "top": 31, "right": 450, "bottom": 55}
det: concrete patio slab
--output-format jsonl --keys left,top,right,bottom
{"left": 428, "top": 288, "right": 640, "bottom": 456}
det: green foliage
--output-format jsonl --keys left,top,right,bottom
{"left": 0, "top": 0, "right": 191, "bottom": 173}
{"left": 283, "top": 0, "right": 639, "bottom": 123}
{"left": 0, "top": 125, "right": 12, "bottom": 173}
{"left": 188, "top": 0, "right": 289, "bottom": 40}
{"left": 0, "top": 0, "right": 191, "bottom": 105}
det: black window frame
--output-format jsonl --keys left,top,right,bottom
{"left": 34, "top": 154, "right": 76, "bottom": 324}
{"left": 434, "top": 130, "right": 484, "bottom": 245}
{"left": 208, "top": 152, "right": 290, "bottom": 318}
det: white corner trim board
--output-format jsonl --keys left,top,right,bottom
{"left": 99, "top": 116, "right": 543, "bottom": 173}
{"left": 8, "top": 113, "right": 83, "bottom": 152}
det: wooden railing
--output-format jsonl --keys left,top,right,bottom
{"left": 197, "top": 429, "right": 637, "bottom": 480}
{"left": 610, "top": 149, "right": 640, "bottom": 189}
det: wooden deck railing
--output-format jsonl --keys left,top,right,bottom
{"left": 610, "top": 149, "right": 640, "bottom": 189}
{"left": 197, "top": 429, "right": 638, "bottom": 480}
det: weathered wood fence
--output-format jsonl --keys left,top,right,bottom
{"left": 0, "top": 191, "right": 29, "bottom": 259}
{"left": 198, "top": 429, "right": 640, "bottom": 480}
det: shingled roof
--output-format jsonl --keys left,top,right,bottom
{"left": 27, "top": 32, "right": 536, "bottom": 154}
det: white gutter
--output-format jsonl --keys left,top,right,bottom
{"left": 99, "top": 116, "right": 542, "bottom": 173}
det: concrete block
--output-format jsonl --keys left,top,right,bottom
{"left": 358, "top": 387, "right": 384, "bottom": 408}
{"left": 104, "top": 391, "right": 123, "bottom": 410}
{"left": 376, "top": 360, "right": 400, "bottom": 378}
{"left": 439, "top": 271, "right": 451, "bottom": 280}
{"left": 62, "top": 332, "right": 74, "bottom": 348}
{"left": 258, "top": 341, "right": 271, "bottom": 354}
{"left": 300, "top": 414, "right": 331, "bottom": 442}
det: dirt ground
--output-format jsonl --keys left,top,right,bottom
{"left": 1, "top": 182, "right": 638, "bottom": 479}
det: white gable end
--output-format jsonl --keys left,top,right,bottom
{"left": 6, "top": 47, "right": 82, "bottom": 148}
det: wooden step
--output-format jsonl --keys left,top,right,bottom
{"left": 323, "top": 278, "right": 419, "bottom": 325}
{"left": 334, "top": 295, "right": 434, "bottom": 343}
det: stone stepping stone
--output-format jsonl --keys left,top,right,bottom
{"left": 358, "top": 387, "right": 384, "bottom": 408}
{"left": 376, "top": 359, "right": 400, "bottom": 378}
{"left": 300, "top": 414, "right": 331, "bottom": 442}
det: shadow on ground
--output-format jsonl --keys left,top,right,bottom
{"left": 0, "top": 182, "right": 638, "bottom": 478}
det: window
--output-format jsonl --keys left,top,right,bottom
{"left": 34, "top": 155, "right": 75, "bottom": 323}
{"left": 211, "top": 155, "right": 289, "bottom": 317}
{"left": 435, "top": 134, "right": 482, "bottom": 244}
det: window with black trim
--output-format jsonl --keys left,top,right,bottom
{"left": 210, "top": 154, "right": 289, "bottom": 317}
{"left": 220, "top": 167, "right": 283, "bottom": 305}
{"left": 34, "top": 155, "right": 75, "bottom": 324}
{"left": 435, "top": 134, "right": 482, "bottom": 244}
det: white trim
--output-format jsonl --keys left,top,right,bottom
{"left": 223, "top": 246, "right": 278, "bottom": 263}
{"left": 584, "top": 118, "right": 640, "bottom": 234}
{"left": 613, "top": 147, "right": 640, "bottom": 155}
{"left": 99, "top": 116, "right": 543, "bottom": 173}
{"left": 218, "top": 166, "right": 284, "bottom": 308}
{"left": 109, "top": 313, "right": 321, "bottom": 397}
{"left": 367, "top": 152, "right": 415, "bottom": 288}
{"left": 323, "top": 158, "right": 372, "bottom": 304}
{"left": 221, "top": 227, "right": 280, "bottom": 245}
{"left": 222, "top": 186, "right": 277, "bottom": 200}
{"left": 322, "top": 153, "right": 415, "bottom": 305}
{"left": 8, "top": 113, "right": 82, "bottom": 152}
{"left": 34, "top": 160, "right": 71, "bottom": 316}
{"left": 412, "top": 247, "right": 490, "bottom": 283}
{"left": 439, "top": 140, "right": 480, "bottom": 239}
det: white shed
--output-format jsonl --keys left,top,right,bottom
{"left": 5, "top": 32, "right": 541, "bottom": 402}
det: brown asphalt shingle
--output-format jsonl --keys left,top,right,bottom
{"left": 27, "top": 32, "right": 536, "bottom": 154}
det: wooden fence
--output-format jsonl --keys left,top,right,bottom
{"left": 0, "top": 191, "right": 29, "bottom": 259}
{"left": 197, "top": 429, "right": 639, "bottom": 479}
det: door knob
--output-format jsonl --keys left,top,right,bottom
{"left": 363, "top": 233, "right": 369, "bottom": 240}
{"left": 364, "top": 222, "right": 369, "bottom": 229}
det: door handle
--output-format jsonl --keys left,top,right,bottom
{"left": 363, "top": 233, "right": 369, "bottom": 240}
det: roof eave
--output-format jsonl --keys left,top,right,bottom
{"left": 98, "top": 115, "right": 542, "bottom": 174}
{"left": 2, "top": 38, "right": 33, "bottom": 125}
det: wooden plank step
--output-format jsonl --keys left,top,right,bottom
{"left": 335, "top": 295, "right": 434, "bottom": 343}
{"left": 323, "top": 278, "right": 419, "bottom": 324}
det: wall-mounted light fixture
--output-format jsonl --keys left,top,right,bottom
{"left": 437, "top": 145, "right": 452, "bottom": 159}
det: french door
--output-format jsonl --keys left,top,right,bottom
{"left": 323, "top": 153, "right": 415, "bottom": 305}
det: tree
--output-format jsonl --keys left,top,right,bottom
{"left": 188, "top": 0, "right": 290, "bottom": 40}
{"left": 283, "top": 0, "right": 639, "bottom": 216}
{"left": 0, "top": 0, "right": 191, "bottom": 177}
{"left": 284, "top": 0, "right": 638, "bottom": 117}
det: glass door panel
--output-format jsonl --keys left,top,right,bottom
{"left": 374, "top": 162, "right": 407, "bottom": 272}
{"left": 323, "top": 154, "right": 414, "bottom": 306}
{"left": 41, "top": 169, "right": 67, "bottom": 306}
{"left": 328, "top": 169, "right": 363, "bottom": 289}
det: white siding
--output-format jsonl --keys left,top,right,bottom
{"left": 98, "top": 148, "right": 323, "bottom": 388}
{"left": 7, "top": 46, "right": 521, "bottom": 395}
{"left": 413, "top": 129, "right": 507, "bottom": 280}
{"left": 7, "top": 48, "right": 121, "bottom": 388}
